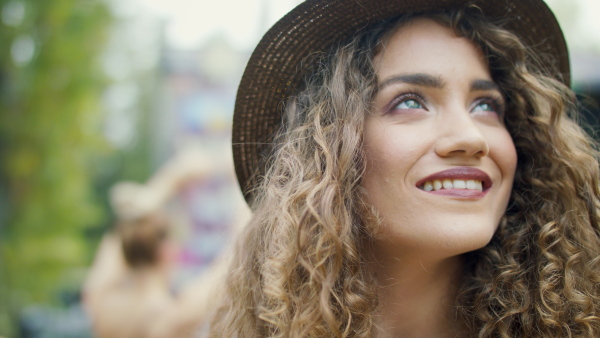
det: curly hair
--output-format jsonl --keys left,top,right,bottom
{"left": 209, "top": 7, "right": 600, "bottom": 337}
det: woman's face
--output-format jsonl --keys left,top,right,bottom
{"left": 362, "top": 18, "right": 517, "bottom": 260}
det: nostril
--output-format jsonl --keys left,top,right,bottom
{"left": 435, "top": 132, "right": 489, "bottom": 158}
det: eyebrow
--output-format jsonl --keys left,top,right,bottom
{"left": 378, "top": 73, "right": 445, "bottom": 91}
{"left": 470, "top": 79, "right": 500, "bottom": 92}
{"left": 377, "top": 73, "right": 501, "bottom": 94}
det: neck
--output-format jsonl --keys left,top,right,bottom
{"left": 124, "top": 264, "right": 171, "bottom": 289}
{"left": 368, "top": 249, "right": 466, "bottom": 338}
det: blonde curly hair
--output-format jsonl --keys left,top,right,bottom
{"left": 210, "top": 7, "right": 600, "bottom": 337}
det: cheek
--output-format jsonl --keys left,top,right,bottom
{"left": 487, "top": 129, "right": 517, "bottom": 222}
{"left": 363, "top": 124, "right": 429, "bottom": 172}
{"left": 491, "top": 130, "right": 518, "bottom": 177}
{"left": 362, "top": 124, "right": 430, "bottom": 211}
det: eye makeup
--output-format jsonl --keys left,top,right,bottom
{"left": 383, "top": 90, "right": 428, "bottom": 115}
{"left": 470, "top": 95, "right": 506, "bottom": 118}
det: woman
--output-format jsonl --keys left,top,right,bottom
{"left": 212, "top": 0, "right": 600, "bottom": 337}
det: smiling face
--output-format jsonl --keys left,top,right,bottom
{"left": 362, "top": 18, "right": 517, "bottom": 260}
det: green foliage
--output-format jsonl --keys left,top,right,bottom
{"left": 0, "top": 0, "right": 114, "bottom": 334}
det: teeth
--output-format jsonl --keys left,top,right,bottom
{"left": 453, "top": 179, "right": 466, "bottom": 189}
{"left": 421, "top": 179, "right": 483, "bottom": 192}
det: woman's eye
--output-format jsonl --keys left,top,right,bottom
{"left": 395, "top": 99, "right": 422, "bottom": 110}
{"left": 472, "top": 102, "right": 495, "bottom": 113}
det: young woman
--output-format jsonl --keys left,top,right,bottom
{"left": 212, "top": 0, "right": 600, "bottom": 337}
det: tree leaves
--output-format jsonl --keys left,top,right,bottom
{"left": 0, "top": 0, "right": 114, "bottom": 334}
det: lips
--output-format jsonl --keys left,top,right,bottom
{"left": 416, "top": 167, "right": 492, "bottom": 196}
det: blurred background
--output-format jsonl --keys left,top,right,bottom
{"left": 0, "top": 0, "right": 598, "bottom": 336}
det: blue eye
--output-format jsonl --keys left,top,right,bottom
{"left": 472, "top": 102, "right": 495, "bottom": 113}
{"left": 396, "top": 99, "right": 422, "bottom": 109}
{"left": 385, "top": 92, "right": 427, "bottom": 116}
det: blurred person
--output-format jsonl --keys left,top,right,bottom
{"left": 83, "top": 149, "right": 237, "bottom": 337}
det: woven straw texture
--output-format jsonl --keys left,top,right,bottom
{"left": 232, "top": 0, "right": 569, "bottom": 202}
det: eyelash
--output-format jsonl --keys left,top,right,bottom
{"left": 475, "top": 97, "right": 505, "bottom": 116}
{"left": 386, "top": 91, "right": 426, "bottom": 113}
{"left": 386, "top": 92, "right": 506, "bottom": 117}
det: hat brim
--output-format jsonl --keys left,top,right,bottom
{"left": 232, "top": 0, "right": 569, "bottom": 203}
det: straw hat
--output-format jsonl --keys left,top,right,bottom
{"left": 232, "top": 0, "right": 569, "bottom": 202}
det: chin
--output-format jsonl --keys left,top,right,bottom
{"left": 373, "top": 215, "right": 501, "bottom": 260}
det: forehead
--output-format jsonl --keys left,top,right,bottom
{"left": 373, "top": 17, "right": 490, "bottom": 81}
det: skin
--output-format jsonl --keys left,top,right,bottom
{"left": 85, "top": 234, "right": 229, "bottom": 338}
{"left": 362, "top": 18, "right": 517, "bottom": 337}
{"left": 84, "top": 148, "right": 247, "bottom": 337}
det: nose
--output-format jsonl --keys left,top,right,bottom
{"left": 434, "top": 112, "right": 489, "bottom": 158}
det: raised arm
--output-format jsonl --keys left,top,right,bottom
{"left": 83, "top": 148, "right": 235, "bottom": 337}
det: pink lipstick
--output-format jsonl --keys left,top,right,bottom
{"left": 416, "top": 167, "right": 492, "bottom": 199}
